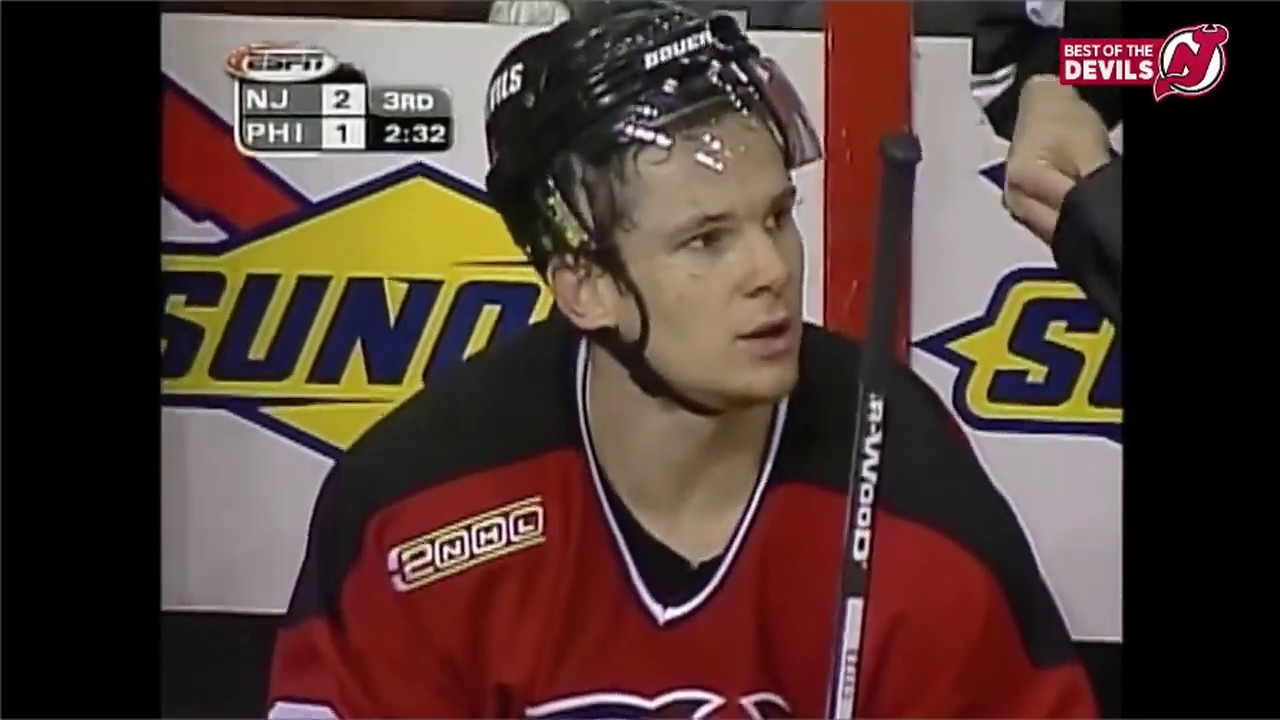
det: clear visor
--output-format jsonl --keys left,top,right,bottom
{"left": 755, "top": 56, "right": 822, "bottom": 169}
{"left": 536, "top": 50, "right": 821, "bottom": 254}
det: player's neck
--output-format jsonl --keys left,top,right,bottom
{"left": 585, "top": 348, "right": 774, "bottom": 560}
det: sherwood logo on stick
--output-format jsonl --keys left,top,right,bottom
{"left": 850, "top": 393, "right": 885, "bottom": 567}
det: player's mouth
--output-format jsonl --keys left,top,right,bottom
{"left": 738, "top": 317, "right": 797, "bottom": 358}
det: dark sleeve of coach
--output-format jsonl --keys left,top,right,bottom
{"left": 1003, "top": 75, "right": 1121, "bottom": 331}
{"left": 959, "top": 0, "right": 1122, "bottom": 330}
{"left": 1049, "top": 155, "right": 1121, "bottom": 332}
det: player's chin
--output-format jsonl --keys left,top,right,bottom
{"left": 724, "top": 359, "right": 800, "bottom": 405}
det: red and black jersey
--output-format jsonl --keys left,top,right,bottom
{"left": 268, "top": 316, "right": 1097, "bottom": 719}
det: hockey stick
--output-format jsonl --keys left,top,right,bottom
{"left": 824, "top": 131, "right": 923, "bottom": 720}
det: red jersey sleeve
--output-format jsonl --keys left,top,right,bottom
{"left": 865, "top": 514, "right": 1098, "bottom": 718}
{"left": 267, "top": 461, "right": 470, "bottom": 719}
{"left": 864, "top": 367, "right": 1100, "bottom": 718}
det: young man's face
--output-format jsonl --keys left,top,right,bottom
{"left": 602, "top": 110, "right": 805, "bottom": 408}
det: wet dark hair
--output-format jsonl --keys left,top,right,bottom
{"left": 546, "top": 95, "right": 755, "bottom": 276}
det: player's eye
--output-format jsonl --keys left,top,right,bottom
{"left": 681, "top": 230, "right": 726, "bottom": 251}
{"left": 766, "top": 200, "right": 798, "bottom": 233}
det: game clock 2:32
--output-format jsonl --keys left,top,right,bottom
{"left": 369, "top": 117, "right": 453, "bottom": 152}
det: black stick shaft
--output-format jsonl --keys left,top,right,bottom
{"left": 824, "top": 131, "right": 923, "bottom": 720}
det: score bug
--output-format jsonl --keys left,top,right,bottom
{"left": 226, "top": 42, "right": 454, "bottom": 156}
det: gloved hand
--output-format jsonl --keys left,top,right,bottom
{"left": 1003, "top": 75, "right": 1113, "bottom": 244}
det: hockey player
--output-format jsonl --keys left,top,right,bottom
{"left": 267, "top": 4, "right": 1098, "bottom": 717}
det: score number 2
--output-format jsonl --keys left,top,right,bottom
{"left": 322, "top": 84, "right": 366, "bottom": 117}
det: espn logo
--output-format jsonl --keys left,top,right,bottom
{"left": 224, "top": 42, "right": 340, "bottom": 83}
{"left": 387, "top": 496, "right": 546, "bottom": 592}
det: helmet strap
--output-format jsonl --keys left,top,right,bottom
{"left": 589, "top": 266, "right": 723, "bottom": 418}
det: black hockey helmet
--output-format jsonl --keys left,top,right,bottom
{"left": 483, "top": 0, "right": 820, "bottom": 414}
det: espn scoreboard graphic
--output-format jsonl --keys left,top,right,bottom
{"left": 226, "top": 42, "right": 453, "bottom": 155}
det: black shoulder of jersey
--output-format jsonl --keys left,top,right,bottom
{"left": 787, "top": 323, "right": 1075, "bottom": 667}
{"left": 284, "top": 315, "right": 579, "bottom": 621}
{"left": 342, "top": 313, "right": 579, "bottom": 506}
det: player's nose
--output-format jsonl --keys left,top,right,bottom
{"left": 742, "top": 229, "right": 791, "bottom": 296}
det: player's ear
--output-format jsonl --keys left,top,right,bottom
{"left": 548, "top": 253, "right": 620, "bottom": 332}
